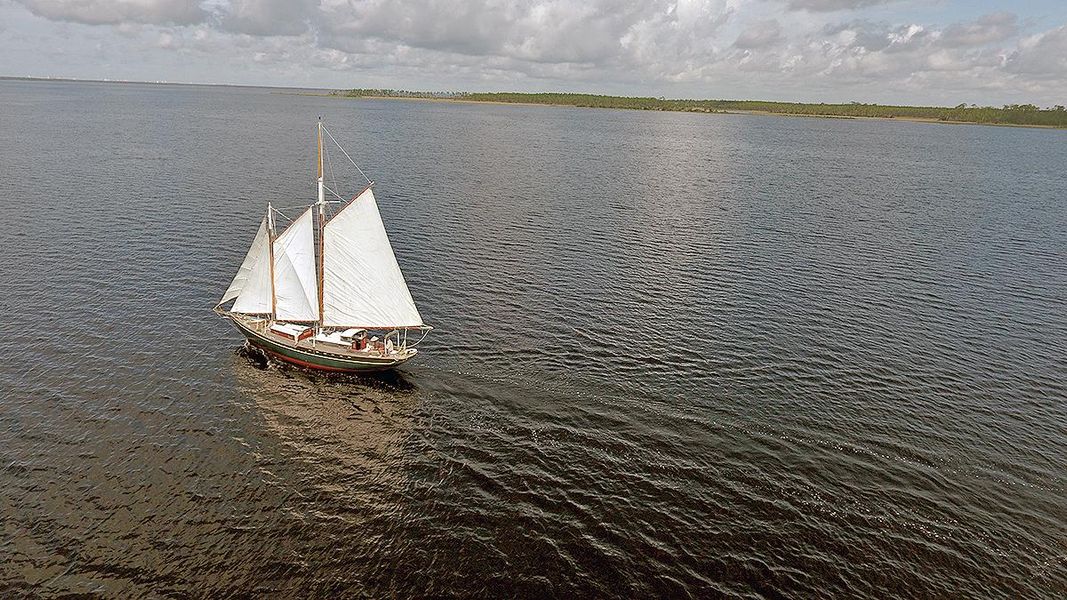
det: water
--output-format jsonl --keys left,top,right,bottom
{"left": 1, "top": 79, "right": 1064, "bottom": 597}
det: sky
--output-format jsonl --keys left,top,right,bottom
{"left": 1, "top": 0, "right": 1065, "bottom": 106}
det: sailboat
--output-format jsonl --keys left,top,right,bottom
{"left": 215, "top": 119, "right": 430, "bottom": 372}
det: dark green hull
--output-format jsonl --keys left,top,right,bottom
{"left": 230, "top": 317, "right": 414, "bottom": 373}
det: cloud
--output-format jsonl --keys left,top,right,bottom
{"left": 318, "top": 0, "right": 539, "bottom": 59}
{"left": 314, "top": 0, "right": 738, "bottom": 69}
{"left": 820, "top": 19, "right": 933, "bottom": 54}
{"left": 1007, "top": 25, "right": 1067, "bottom": 78}
{"left": 220, "top": 0, "right": 316, "bottom": 36}
{"left": 783, "top": 0, "right": 901, "bottom": 12}
{"left": 718, "top": 15, "right": 1022, "bottom": 102}
{"left": 940, "top": 12, "right": 1017, "bottom": 47}
{"left": 15, "top": 0, "right": 205, "bottom": 26}
{"left": 735, "top": 19, "right": 783, "bottom": 49}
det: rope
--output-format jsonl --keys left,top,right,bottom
{"left": 408, "top": 327, "right": 432, "bottom": 347}
{"left": 323, "top": 125, "right": 372, "bottom": 185}
{"left": 270, "top": 205, "right": 299, "bottom": 222}
{"left": 271, "top": 124, "right": 373, "bottom": 225}
{"left": 322, "top": 183, "right": 346, "bottom": 202}
{"left": 325, "top": 137, "right": 338, "bottom": 198}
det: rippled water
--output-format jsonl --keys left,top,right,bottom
{"left": 1, "top": 79, "right": 1065, "bottom": 597}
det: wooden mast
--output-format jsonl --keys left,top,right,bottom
{"left": 316, "top": 118, "right": 326, "bottom": 329}
{"left": 266, "top": 203, "right": 277, "bottom": 321}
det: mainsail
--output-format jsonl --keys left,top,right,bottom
{"left": 272, "top": 208, "right": 319, "bottom": 321}
{"left": 224, "top": 216, "right": 273, "bottom": 314}
{"left": 321, "top": 188, "right": 423, "bottom": 328}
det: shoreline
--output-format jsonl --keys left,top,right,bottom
{"left": 318, "top": 92, "right": 1067, "bottom": 130}
{"left": 6, "top": 77, "right": 1060, "bottom": 130}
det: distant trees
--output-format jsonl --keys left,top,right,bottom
{"left": 329, "top": 89, "right": 1067, "bottom": 128}
{"left": 332, "top": 88, "right": 459, "bottom": 99}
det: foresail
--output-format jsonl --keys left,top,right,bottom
{"left": 273, "top": 208, "right": 319, "bottom": 321}
{"left": 322, "top": 188, "right": 423, "bottom": 328}
{"left": 225, "top": 217, "right": 273, "bottom": 313}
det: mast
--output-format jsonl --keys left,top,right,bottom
{"left": 267, "top": 202, "right": 277, "bottom": 321}
{"left": 316, "top": 118, "right": 326, "bottom": 329}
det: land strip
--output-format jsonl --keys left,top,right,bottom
{"left": 331, "top": 89, "right": 1067, "bottom": 129}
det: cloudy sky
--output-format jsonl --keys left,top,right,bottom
{"left": 1, "top": 0, "right": 1065, "bottom": 106}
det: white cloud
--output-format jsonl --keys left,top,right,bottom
{"left": 1007, "top": 25, "right": 1067, "bottom": 79}
{"left": 15, "top": 0, "right": 205, "bottom": 25}
{"left": 783, "top": 0, "right": 902, "bottom": 12}
{"left": 940, "top": 12, "right": 1017, "bottom": 48}
{"left": 314, "top": 0, "right": 739, "bottom": 69}
{"left": 220, "top": 0, "right": 316, "bottom": 36}
{"left": 735, "top": 18, "right": 784, "bottom": 49}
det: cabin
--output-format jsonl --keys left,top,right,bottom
{"left": 269, "top": 322, "right": 313, "bottom": 342}
{"left": 313, "top": 328, "right": 369, "bottom": 351}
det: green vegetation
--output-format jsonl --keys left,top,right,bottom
{"left": 332, "top": 89, "right": 1067, "bottom": 128}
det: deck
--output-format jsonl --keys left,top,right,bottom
{"left": 238, "top": 316, "right": 417, "bottom": 362}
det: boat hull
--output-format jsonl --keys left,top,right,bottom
{"left": 229, "top": 317, "right": 415, "bottom": 373}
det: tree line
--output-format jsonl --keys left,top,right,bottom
{"left": 332, "top": 89, "right": 1067, "bottom": 128}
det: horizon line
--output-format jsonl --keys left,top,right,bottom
{"left": 2, "top": 74, "right": 1062, "bottom": 111}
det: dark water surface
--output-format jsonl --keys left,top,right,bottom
{"left": 1, "top": 79, "right": 1065, "bottom": 598}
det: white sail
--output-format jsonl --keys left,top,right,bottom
{"left": 322, "top": 188, "right": 423, "bottom": 328}
{"left": 225, "top": 217, "right": 273, "bottom": 313}
{"left": 273, "top": 208, "right": 319, "bottom": 322}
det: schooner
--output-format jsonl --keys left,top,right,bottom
{"left": 215, "top": 119, "right": 430, "bottom": 372}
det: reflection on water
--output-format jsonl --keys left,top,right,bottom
{"left": 232, "top": 352, "right": 422, "bottom": 529}
{"left": 0, "top": 79, "right": 1064, "bottom": 597}
{"left": 233, "top": 348, "right": 420, "bottom": 477}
